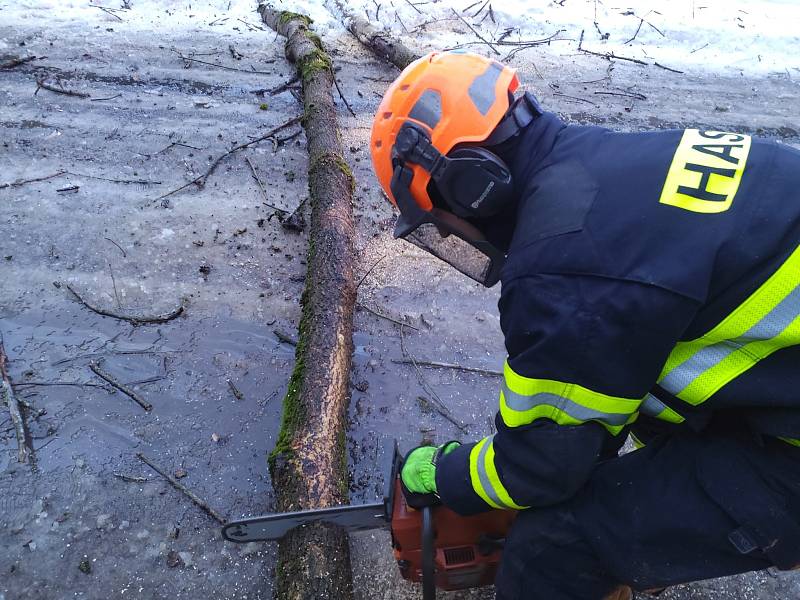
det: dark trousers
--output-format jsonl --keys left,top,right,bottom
{"left": 495, "top": 430, "right": 800, "bottom": 600}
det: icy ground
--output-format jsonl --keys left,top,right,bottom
{"left": 1, "top": 1, "right": 799, "bottom": 599}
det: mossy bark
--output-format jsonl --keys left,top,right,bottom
{"left": 325, "top": 0, "right": 421, "bottom": 69}
{"left": 259, "top": 5, "right": 356, "bottom": 600}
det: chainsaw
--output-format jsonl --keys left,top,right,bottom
{"left": 222, "top": 441, "right": 516, "bottom": 599}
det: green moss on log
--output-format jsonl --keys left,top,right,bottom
{"left": 305, "top": 31, "right": 324, "bottom": 51}
{"left": 278, "top": 11, "right": 312, "bottom": 27}
{"left": 297, "top": 47, "right": 333, "bottom": 82}
{"left": 310, "top": 153, "right": 355, "bottom": 194}
{"left": 268, "top": 287, "right": 311, "bottom": 474}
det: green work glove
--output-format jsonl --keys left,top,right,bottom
{"left": 400, "top": 441, "right": 460, "bottom": 508}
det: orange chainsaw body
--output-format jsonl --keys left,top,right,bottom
{"left": 390, "top": 479, "right": 516, "bottom": 591}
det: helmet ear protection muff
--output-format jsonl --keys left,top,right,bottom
{"left": 392, "top": 122, "right": 514, "bottom": 219}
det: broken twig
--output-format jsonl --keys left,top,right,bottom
{"left": 66, "top": 171, "right": 161, "bottom": 185}
{"left": 14, "top": 380, "right": 111, "bottom": 390}
{"left": 157, "top": 115, "right": 301, "bottom": 199}
{"left": 0, "top": 334, "right": 32, "bottom": 463}
{"left": 391, "top": 358, "right": 502, "bottom": 376}
{"left": 35, "top": 78, "right": 90, "bottom": 98}
{"left": 451, "top": 8, "right": 500, "bottom": 55}
{"left": 0, "top": 55, "right": 38, "bottom": 70}
{"left": 553, "top": 92, "right": 599, "bottom": 107}
{"left": 137, "top": 452, "right": 226, "bottom": 524}
{"left": 114, "top": 472, "right": 149, "bottom": 483}
{"left": 594, "top": 90, "right": 647, "bottom": 100}
{"left": 89, "top": 361, "right": 153, "bottom": 411}
{"left": 654, "top": 62, "right": 684, "bottom": 74}
{"left": 251, "top": 74, "right": 300, "bottom": 96}
{"left": 174, "top": 51, "right": 275, "bottom": 75}
{"left": 63, "top": 282, "right": 184, "bottom": 326}
{"left": 624, "top": 19, "right": 644, "bottom": 45}
{"left": 332, "top": 75, "right": 356, "bottom": 117}
{"left": 90, "top": 5, "right": 124, "bottom": 21}
{"left": 90, "top": 93, "right": 123, "bottom": 102}
{"left": 356, "top": 254, "right": 387, "bottom": 290}
{"left": 227, "top": 379, "right": 244, "bottom": 401}
{"left": 358, "top": 303, "right": 419, "bottom": 330}
{"left": 104, "top": 237, "right": 127, "bottom": 258}
{"left": 399, "top": 326, "right": 468, "bottom": 432}
{"left": 577, "top": 29, "right": 648, "bottom": 65}
{"left": 245, "top": 156, "right": 288, "bottom": 215}
{"left": 0, "top": 171, "right": 66, "bottom": 190}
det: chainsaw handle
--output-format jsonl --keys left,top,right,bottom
{"left": 421, "top": 505, "right": 436, "bottom": 600}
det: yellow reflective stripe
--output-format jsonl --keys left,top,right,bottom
{"left": 778, "top": 437, "right": 800, "bottom": 447}
{"left": 500, "top": 395, "right": 636, "bottom": 434}
{"left": 469, "top": 437, "right": 502, "bottom": 509}
{"left": 679, "top": 317, "right": 800, "bottom": 403}
{"left": 659, "top": 244, "right": 800, "bottom": 404}
{"left": 660, "top": 338, "right": 706, "bottom": 378}
{"left": 654, "top": 405, "right": 685, "bottom": 424}
{"left": 629, "top": 431, "right": 645, "bottom": 449}
{"left": 501, "top": 361, "right": 641, "bottom": 435}
{"left": 481, "top": 436, "right": 528, "bottom": 510}
{"left": 640, "top": 393, "right": 685, "bottom": 424}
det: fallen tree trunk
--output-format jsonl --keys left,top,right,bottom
{"left": 258, "top": 5, "right": 356, "bottom": 600}
{"left": 325, "top": 0, "right": 421, "bottom": 69}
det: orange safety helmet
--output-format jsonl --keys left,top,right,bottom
{"left": 371, "top": 51, "right": 520, "bottom": 211}
{"left": 369, "top": 51, "right": 540, "bottom": 287}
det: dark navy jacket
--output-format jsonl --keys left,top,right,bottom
{"left": 437, "top": 112, "right": 800, "bottom": 514}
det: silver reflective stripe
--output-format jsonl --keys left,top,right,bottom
{"left": 475, "top": 435, "right": 505, "bottom": 508}
{"left": 502, "top": 384, "right": 632, "bottom": 426}
{"left": 660, "top": 341, "right": 741, "bottom": 393}
{"left": 661, "top": 285, "right": 800, "bottom": 395}
{"left": 640, "top": 393, "right": 669, "bottom": 418}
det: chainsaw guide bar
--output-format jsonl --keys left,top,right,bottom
{"left": 222, "top": 501, "right": 389, "bottom": 542}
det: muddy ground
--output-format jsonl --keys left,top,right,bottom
{"left": 1, "top": 5, "right": 799, "bottom": 600}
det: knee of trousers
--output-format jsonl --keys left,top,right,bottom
{"left": 495, "top": 506, "right": 618, "bottom": 600}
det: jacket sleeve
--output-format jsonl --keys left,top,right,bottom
{"left": 436, "top": 273, "right": 699, "bottom": 515}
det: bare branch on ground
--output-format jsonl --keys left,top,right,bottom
{"left": 399, "top": 325, "right": 468, "bottom": 432}
{"left": 89, "top": 361, "right": 153, "bottom": 412}
{"left": 391, "top": 358, "right": 502, "bottom": 376}
{"left": 0, "top": 55, "right": 39, "bottom": 69}
{"left": 35, "top": 77, "right": 90, "bottom": 98}
{"left": 137, "top": 453, "right": 226, "bottom": 524}
{"left": 157, "top": 115, "right": 301, "bottom": 200}
{"left": 0, "top": 334, "right": 33, "bottom": 463}
{"left": 174, "top": 51, "right": 275, "bottom": 74}
{"left": 62, "top": 282, "right": 184, "bottom": 326}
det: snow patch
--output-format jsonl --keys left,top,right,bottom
{"left": 1, "top": 0, "right": 797, "bottom": 76}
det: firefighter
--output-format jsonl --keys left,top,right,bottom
{"left": 370, "top": 51, "right": 800, "bottom": 599}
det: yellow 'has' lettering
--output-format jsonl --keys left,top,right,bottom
{"left": 658, "top": 130, "right": 751, "bottom": 213}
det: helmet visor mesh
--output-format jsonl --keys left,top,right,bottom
{"left": 404, "top": 222, "right": 492, "bottom": 284}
